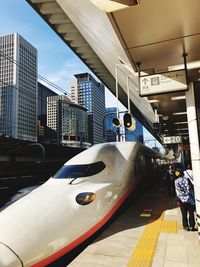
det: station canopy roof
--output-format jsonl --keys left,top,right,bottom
{"left": 27, "top": 0, "right": 200, "bottom": 143}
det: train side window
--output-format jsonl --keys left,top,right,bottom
{"left": 134, "top": 153, "right": 141, "bottom": 177}
{"left": 134, "top": 161, "right": 138, "bottom": 177}
{"left": 151, "top": 158, "right": 157, "bottom": 169}
{"left": 145, "top": 156, "right": 156, "bottom": 171}
{"left": 53, "top": 161, "right": 106, "bottom": 179}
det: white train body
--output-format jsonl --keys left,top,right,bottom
{"left": 0, "top": 142, "right": 160, "bottom": 266}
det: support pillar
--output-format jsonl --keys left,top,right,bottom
{"left": 186, "top": 82, "right": 200, "bottom": 235}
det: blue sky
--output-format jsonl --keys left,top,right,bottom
{"left": 0, "top": 0, "right": 116, "bottom": 105}
{"left": 0, "top": 0, "right": 161, "bottom": 147}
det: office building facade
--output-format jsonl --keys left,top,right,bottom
{"left": 70, "top": 78, "right": 78, "bottom": 104}
{"left": 47, "top": 95, "right": 89, "bottom": 147}
{"left": 38, "top": 82, "right": 57, "bottom": 126}
{"left": 125, "top": 117, "right": 144, "bottom": 143}
{"left": 104, "top": 107, "right": 118, "bottom": 142}
{"left": 0, "top": 33, "right": 37, "bottom": 141}
{"left": 72, "top": 73, "right": 105, "bottom": 145}
{"left": 37, "top": 82, "right": 57, "bottom": 141}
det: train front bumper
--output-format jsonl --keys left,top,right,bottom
{"left": 0, "top": 242, "right": 22, "bottom": 267}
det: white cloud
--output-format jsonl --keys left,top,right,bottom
{"left": 42, "top": 58, "right": 89, "bottom": 94}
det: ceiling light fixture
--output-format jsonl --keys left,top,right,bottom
{"left": 168, "top": 60, "right": 200, "bottom": 71}
{"left": 174, "top": 121, "right": 188, "bottom": 125}
{"left": 162, "top": 116, "right": 169, "bottom": 121}
{"left": 176, "top": 128, "right": 188, "bottom": 131}
{"left": 173, "top": 112, "right": 187, "bottom": 116}
{"left": 179, "top": 132, "right": 189, "bottom": 135}
{"left": 171, "top": 96, "right": 186, "bottom": 101}
{"left": 148, "top": 99, "right": 160, "bottom": 103}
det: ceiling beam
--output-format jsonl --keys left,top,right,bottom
{"left": 40, "top": 2, "right": 63, "bottom": 14}
{"left": 48, "top": 13, "right": 71, "bottom": 24}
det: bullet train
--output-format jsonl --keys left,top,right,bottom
{"left": 0, "top": 142, "right": 161, "bottom": 267}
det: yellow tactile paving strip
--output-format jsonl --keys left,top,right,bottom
{"left": 127, "top": 212, "right": 177, "bottom": 267}
{"left": 161, "top": 219, "right": 177, "bottom": 233}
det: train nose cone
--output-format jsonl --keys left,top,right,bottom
{"left": 0, "top": 242, "right": 22, "bottom": 267}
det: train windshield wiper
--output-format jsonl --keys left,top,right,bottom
{"left": 69, "top": 176, "right": 82, "bottom": 185}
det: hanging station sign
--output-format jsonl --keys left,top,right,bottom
{"left": 139, "top": 70, "right": 187, "bottom": 96}
{"left": 163, "top": 136, "right": 182, "bottom": 144}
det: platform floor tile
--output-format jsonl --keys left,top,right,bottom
{"left": 68, "top": 182, "right": 200, "bottom": 267}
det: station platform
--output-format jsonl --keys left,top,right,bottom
{"left": 68, "top": 181, "right": 200, "bottom": 267}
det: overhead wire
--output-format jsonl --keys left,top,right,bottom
{"left": 0, "top": 49, "right": 76, "bottom": 99}
{"left": 0, "top": 78, "right": 70, "bottom": 113}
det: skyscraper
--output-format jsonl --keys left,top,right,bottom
{"left": 71, "top": 73, "right": 105, "bottom": 145}
{"left": 0, "top": 33, "right": 37, "bottom": 141}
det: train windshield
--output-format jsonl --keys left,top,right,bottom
{"left": 53, "top": 161, "right": 106, "bottom": 179}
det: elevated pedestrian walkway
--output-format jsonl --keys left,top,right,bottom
{"left": 68, "top": 181, "right": 200, "bottom": 267}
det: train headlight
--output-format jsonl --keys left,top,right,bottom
{"left": 76, "top": 192, "right": 96, "bottom": 205}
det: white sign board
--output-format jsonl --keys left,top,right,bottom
{"left": 140, "top": 70, "right": 187, "bottom": 96}
{"left": 163, "top": 136, "right": 182, "bottom": 144}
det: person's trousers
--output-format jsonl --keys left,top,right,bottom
{"left": 179, "top": 201, "right": 195, "bottom": 228}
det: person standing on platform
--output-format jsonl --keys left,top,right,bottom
{"left": 164, "top": 165, "right": 176, "bottom": 196}
{"left": 174, "top": 168, "right": 196, "bottom": 231}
